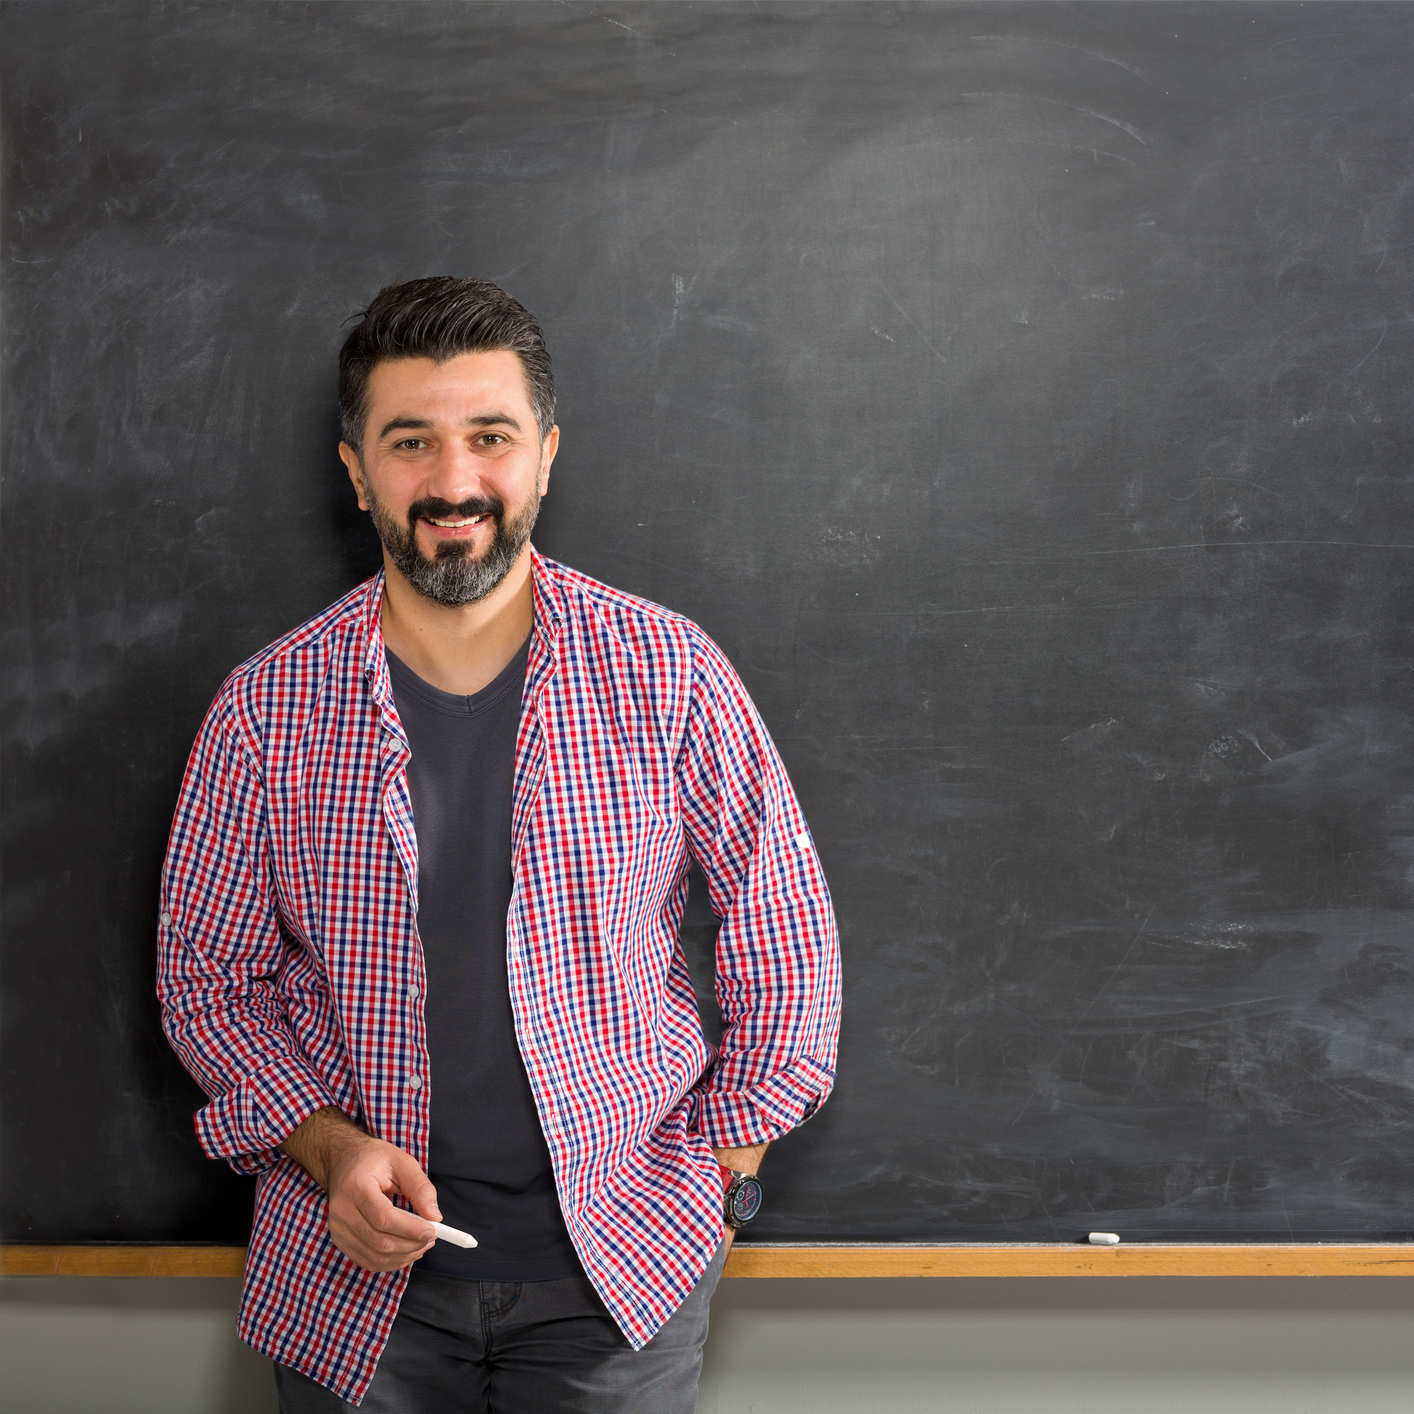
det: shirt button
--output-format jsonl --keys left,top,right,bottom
{"left": 407, "top": 1075, "right": 422, "bottom": 1090}
{"left": 160, "top": 912, "right": 172, "bottom": 927}
{"left": 408, "top": 985, "right": 419, "bottom": 999}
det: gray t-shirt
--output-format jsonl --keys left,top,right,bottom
{"left": 387, "top": 636, "right": 580, "bottom": 1281}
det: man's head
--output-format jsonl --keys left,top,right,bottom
{"left": 338, "top": 277, "right": 558, "bottom": 607}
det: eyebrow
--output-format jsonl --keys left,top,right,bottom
{"left": 377, "top": 412, "right": 523, "bottom": 441}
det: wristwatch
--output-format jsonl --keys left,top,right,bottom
{"left": 720, "top": 1165, "right": 764, "bottom": 1229}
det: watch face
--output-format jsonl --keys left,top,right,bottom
{"left": 728, "top": 1175, "right": 763, "bottom": 1225}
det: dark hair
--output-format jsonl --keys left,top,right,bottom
{"left": 338, "top": 276, "right": 555, "bottom": 453}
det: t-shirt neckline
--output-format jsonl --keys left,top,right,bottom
{"left": 385, "top": 632, "right": 531, "bottom": 719}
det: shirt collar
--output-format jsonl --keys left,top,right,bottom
{"left": 528, "top": 545, "right": 565, "bottom": 640}
{"left": 360, "top": 568, "right": 393, "bottom": 709}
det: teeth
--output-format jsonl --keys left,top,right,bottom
{"left": 428, "top": 515, "right": 486, "bottom": 528}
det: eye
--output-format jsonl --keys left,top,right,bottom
{"left": 394, "top": 437, "right": 428, "bottom": 451}
{"left": 477, "top": 433, "right": 507, "bottom": 447}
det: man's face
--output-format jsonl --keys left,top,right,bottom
{"left": 339, "top": 350, "right": 558, "bottom": 607}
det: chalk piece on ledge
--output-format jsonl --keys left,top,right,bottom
{"left": 1088, "top": 1232, "right": 1121, "bottom": 1246}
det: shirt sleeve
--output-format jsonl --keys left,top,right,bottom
{"left": 157, "top": 689, "right": 337, "bottom": 1175}
{"left": 676, "top": 629, "right": 843, "bottom": 1150}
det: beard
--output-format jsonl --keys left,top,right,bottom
{"left": 364, "top": 480, "right": 541, "bottom": 607}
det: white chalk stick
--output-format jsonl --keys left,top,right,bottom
{"left": 432, "top": 1221, "right": 478, "bottom": 1249}
{"left": 1088, "top": 1232, "right": 1120, "bottom": 1246}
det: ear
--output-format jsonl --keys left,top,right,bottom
{"left": 339, "top": 442, "right": 370, "bottom": 511}
{"left": 537, "top": 425, "right": 560, "bottom": 498}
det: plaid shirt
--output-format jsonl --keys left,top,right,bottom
{"left": 158, "top": 550, "right": 840, "bottom": 1403}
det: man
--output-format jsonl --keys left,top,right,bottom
{"left": 158, "top": 277, "right": 841, "bottom": 1411}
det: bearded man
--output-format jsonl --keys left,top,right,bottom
{"left": 157, "top": 277, "right": 841, "bottom": 1412}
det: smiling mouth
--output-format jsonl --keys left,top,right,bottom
{"left": 425, "top": 514, "right": 490, "bottom": 529}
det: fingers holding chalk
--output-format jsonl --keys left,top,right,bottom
{"left": 432, "top": 1221, "right": 477, "bottom": 1249}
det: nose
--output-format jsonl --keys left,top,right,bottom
{"left": 422, "top": 440, "right": 490, "bottom": 507}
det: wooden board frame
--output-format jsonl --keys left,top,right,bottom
{"left": 6, "top": 1244, "right": 1414, "bottom": 1279}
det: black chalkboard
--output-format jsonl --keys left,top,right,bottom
{"left": 6, "top": 1, "right": 1414, "bottom": 1248}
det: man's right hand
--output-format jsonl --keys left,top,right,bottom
{"left": 279, "top": 1106, "right": 440, "bottom": 1273}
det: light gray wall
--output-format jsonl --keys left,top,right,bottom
{"left": 6, "top": 1276, "right": 1414, "bottom": 1413}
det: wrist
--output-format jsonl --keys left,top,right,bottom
{"left": 320, "top": 1122, "right": 373, "bottom": 1191}
{"left": 710, "top": 1141, "right": 768, "bottom": 1177}
{"left": 280, "top": 1106, "right": 370, "bottom": 1191}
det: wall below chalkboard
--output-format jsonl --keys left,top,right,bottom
{"left": 11, "top": 1275, "right": 1414, "bottom": 1414}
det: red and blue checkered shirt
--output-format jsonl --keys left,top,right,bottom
{"left": 158, "top": 551, "right": 841, "bottom": 1403}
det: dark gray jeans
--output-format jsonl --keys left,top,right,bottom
{"left": 274, "top": 1238, "right": 727, "bottom": 1413}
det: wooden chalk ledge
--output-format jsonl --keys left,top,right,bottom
{"left": 5, "top": 1244, "right": 1414, "bottom": 1279}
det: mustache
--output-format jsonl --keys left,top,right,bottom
{"left": 408, "top": 494, "right": 505, "bottom": 526}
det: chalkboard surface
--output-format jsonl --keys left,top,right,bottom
{"left": 5, "top": 1, "right": 1414, "bottom": 1247}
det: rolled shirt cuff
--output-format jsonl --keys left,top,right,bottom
{"left": 693, "top": 1056, "right": 835, "bottom": 1150}
{"left": 193, "top": 1056, "right": 338, "bottom": 1175}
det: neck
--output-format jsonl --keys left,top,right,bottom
{"left": 378, "top": 544, "right": 535, "bottom": 696}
